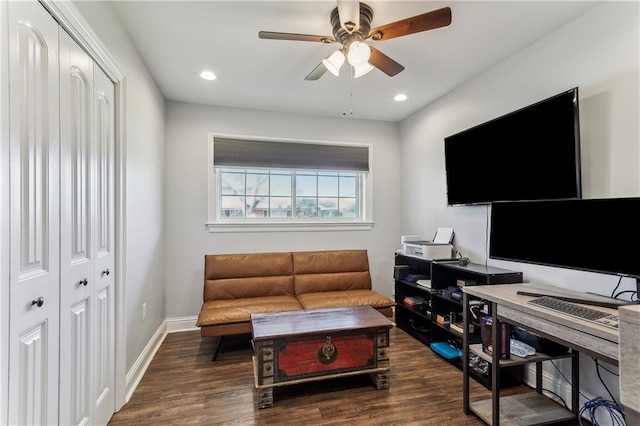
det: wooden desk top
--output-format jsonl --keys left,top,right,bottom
{"left": 463, "top": 282, "right": 622, "bottom": 365}
{"left": 251, "top": 306, "right": 393, "bottom": 341}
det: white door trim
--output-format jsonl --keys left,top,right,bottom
{"left": 1, "top": 2, "right": 10, "bottom": 423}
{"left": 39, "top": 0, "right": 128, "bottom": 411}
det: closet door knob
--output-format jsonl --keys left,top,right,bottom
{"left": 101, "top": 268, "right": 110, "bottom": 276}
{"left": 78, "top": 278, "right": 89, "bottom": 286}
{"left": 31, "top": 297, "right": 44, "bottom": 308}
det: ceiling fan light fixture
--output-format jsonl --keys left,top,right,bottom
{"left": 353, "top": 62, "right": 374, "bottom": 79}
{"left": 347, "top": 41, "right": 371, "bottom": 66}
{"left": 322, "top": 50, "right": 345, "bottom": 76}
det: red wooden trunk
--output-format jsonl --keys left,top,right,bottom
{"left": 277, "top": 332, "right": 375, "bottom": 379}
{"left": 251, "top": 306, "right": 393, "bottom": 408}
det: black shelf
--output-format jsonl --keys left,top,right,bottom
{"left": 394, "top": 254, "right": 524, "bottom": 390}
{"left": 431, "top": 292, "right": 463, "bottom": 307}
{"left": 396, "top": 303, "right": 432, "bottom": 321}
{"left": 405, "top": 317, "right": 432, "bottom": 345}
{"left": 430, "top": 260, "right": 524, "bottom": 287}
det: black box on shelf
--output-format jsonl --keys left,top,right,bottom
{"left": 513, "top": 328, "right": 569, "bottom": 356}
{"left": 394, "top": 265, "right": 410, "bottom": 280}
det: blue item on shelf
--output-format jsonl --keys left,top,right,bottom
{"left": 404, "top": 274, "right": 428, "bottom": 283}
{"left": 430, "top": 341, "right": 462, "bottom": 359}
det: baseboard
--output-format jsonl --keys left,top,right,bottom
{"left": 166, "top": 315, "right": 198, "bottom": 333}
{"left": 523, "top": 363, "right": 573, "bottom": 404}
{"left": 124, "top": 316, "right": 198, "bottom": 401}
{"left": 125, "top": 320, "right": 167, "bottom": 402}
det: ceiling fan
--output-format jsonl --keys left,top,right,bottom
{"left": 258, "top": 1, "right": 452, "bottom": 80}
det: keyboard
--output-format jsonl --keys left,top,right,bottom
{"left": 528, "top": 296, "right": 619, "bottom": 330}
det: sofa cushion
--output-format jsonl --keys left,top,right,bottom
{"left": 296, "top": 289, "right": 395, "bottom": 311}
{"left": 293, "top": 250, "right": 372, "bottom": 295}
{"left": 204, "top": 253, "right": 294, "bottom": 301}
{"left": 204, "top": 276, "right": 295, "bottom": 301}
{"left": 196, "top": 295, "right": 302, "bottom": 327}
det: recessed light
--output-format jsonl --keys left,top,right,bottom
{"left": 200, "top": 71, "right": 217, "bottom": 81}
{"left": 394, "top": 94, "right": 407, "bottom": 102}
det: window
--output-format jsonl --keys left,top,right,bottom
{"left": 219, "top": 168, "right": 360, "bottom": 219}
{"left": 207, "top": 134, "right": 373, "bottom": 232}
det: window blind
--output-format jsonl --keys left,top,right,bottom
{"left": 213, "top": 137, "right": 369, "bottom": 172}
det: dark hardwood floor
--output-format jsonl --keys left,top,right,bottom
{"left": 108, "top": 326, "right": 545, "bottom": 425}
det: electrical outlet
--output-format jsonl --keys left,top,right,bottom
{"left": 142, "top": 303, "right": 146, "bottom": 320}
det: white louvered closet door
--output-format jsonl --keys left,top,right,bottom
{"left": 59, "top": 29, "right": 116, "bottom": 426}
{"left": 7, "top": 1, "right": 60, "bottom": 424}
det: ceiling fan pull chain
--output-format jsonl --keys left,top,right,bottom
{"left": 342, "top": 68, "right": 354, "bottom": 116}
{"left": 349, "top": 71, "right": 354, "bottom": 115}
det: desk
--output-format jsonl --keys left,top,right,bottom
{"left": 619, "top": 304, "right": 640, "bottom": 423}
{"left": 462, "top": 282, "right": 621, "bottom": 426}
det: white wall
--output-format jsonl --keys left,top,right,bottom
{"left": 164, "top": 102, "right": 401, "bottom": 318}
{"left": 72, "top": 1, "right": 167, "bottom": 372}
{"left": 399, "top": 0, "right": 639, "bottom": 414}
{"left": 401, "top": 0, "right": 639, "bottom": 301}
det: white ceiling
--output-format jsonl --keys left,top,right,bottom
{"left": 111, "top": 1, "right": 600, "bottom": 122}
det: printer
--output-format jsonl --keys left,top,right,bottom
{"left": 402, "top": 228, "right": 454, "bottom": 260}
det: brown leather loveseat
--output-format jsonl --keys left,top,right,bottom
{"left": 196, "top": 249, "right": 395, "bottom": 359}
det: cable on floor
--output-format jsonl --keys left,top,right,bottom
{"left": 578, "top": 397, "right": 626, "bottom": 426}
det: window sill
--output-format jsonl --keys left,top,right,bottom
{"left": 206, "top": 221, "right": 375, "bottom": 233}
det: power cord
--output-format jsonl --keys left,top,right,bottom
{"left": 592, "top": 357, "right": 620, "bottom": 407}
{"left": 578, "top": 397, "right": 625, "bottom": 426}
{"left": 549, "top": 359, "right": 627, "bottom": 425}
{"left": 610, "top": 276, "right": 623, "bottom": 298}
{"left": 485, "top": 204, "right": 489, "bottom": 267}
{"left": 549, "top": 359, "right": 589, "bottom": 401}
{"left": 594, "top": 359, "right": 619, "bottom": 378}
{"left": 577, "top": 358, "right": 626, "bottom": 425}
{"left": 614, "top": 290, "right": 637, "bottom": 301}
{"left": 611, "top": 276, "right": 638, "bottom": 302}
{"left": 541, "top": 389, "right": 568, "bottom": 409}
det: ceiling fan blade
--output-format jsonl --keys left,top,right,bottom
{"left": 258, "top": 31, "right": 336, "bottom": 43}
{"left": 368, "top": 7, "right": 452, "bottom": 42}
{"left": 369, "top": 47, "right": 405, "bottom": 77}
{"left": 305, "top": 62, "right": 328, "bottom": 81}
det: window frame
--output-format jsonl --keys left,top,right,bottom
{"left": 206, "top": 133, "right": 374, "bottom": 232}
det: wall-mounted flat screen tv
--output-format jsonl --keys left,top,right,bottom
{"left": 490, "top": 197, "right": 640, "bottom": 283}
{"left": 444, "top": 88, "right": 582, "bottom": 206}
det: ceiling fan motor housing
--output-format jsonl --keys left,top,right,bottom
{"left": 330, "top": 3, "right": 374, "bottom": 48}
